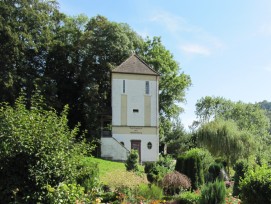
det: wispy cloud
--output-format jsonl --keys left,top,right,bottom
{"left": 148, "top": 10, "right": 224, "bottom": 57}
{"left": 149, "top": 10, "right": 199, "bottom": 34}
{"left": 181, "top": 44, "right": 210, "bottom": 56}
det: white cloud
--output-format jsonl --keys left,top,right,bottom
{"left": 149, "top": 10, "right": 224, "bottom": 57}
{"left": 149, "top": 10, "right": 201, "bottom": 34}
{"left": 181, "top": 44, "right": 211, "bottom": 56}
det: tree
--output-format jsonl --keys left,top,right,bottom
{"left": 195, "top": 96, "right": 270, "bottom": 137}
{"left": 0, "top": 0, "right": 62, "bottom": 104}
{"left": 0, "top": 93, "right": 94, "bottom": 203}
{"left": 196, "top": 119, "right": 255, "bottom": 174}
{"left": 258, "top": 100, "right": 271, "bottom": 134}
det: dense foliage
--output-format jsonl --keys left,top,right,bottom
{"left": 0, "top": 93, "right": 95, "bottom": 203}
{"left": 199, "top": 180, "right": 226, "bottom": 204}
{"left": 196, "top": 119, "right": 255, "bottom": 174}
{"left": 144, "top": 155, "right": 175, "bottom": 184}
{"left": 125, "top": 149, "right": 139, "bottom": 172}
{"left": 232, "top": 160, "right": 248, "bottom": 196}
{"left": 175, "top": 149, "right": 205, "bottom": 190}
{"left": 240, "top": 165, "right": 271, "bottom": 204}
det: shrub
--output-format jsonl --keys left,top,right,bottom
{"left": 162, "top": 171, "right": 191, "bottom": 195}
{"left": 178, "top": 191, "right": 200, "bottom": 204}
{"left": 240, "top": 165, "right": 271, "bottom": 204}
{"left": 144, "top": 155, "right": 174, "bottom": 184}
{"left": 232, "top": 160, "right": 248, "bottom": 196}
{"left": 125, "top": 149, "right": 139, "bottom": 171}
{"left": 46, "top": 183, "right": 90, "bottom": 204}
{"left": 0, "top": 93, "right": 95, "bottom": 203}
{"left": 137, "top": 184, "right": 164, "bottom": 201}
{"left": 199, "top": 180, "right": 226, "bottom": 204}
{"left": 206, "top": 162, "right": 224, "bottom": 182}
{"left": 175, "top": 149, "right": 205, "bottom": 190}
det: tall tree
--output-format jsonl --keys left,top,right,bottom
{"left": 0, "top": 0, "right": 62, "bottom": 104}
{"left": 196, "top": 119, "right": 255, "bottom": 174}
{"left": 195, "top": 96, "right": 270, "bottom": 138}
{"left": 77, "top": 15, "right": 144, "bottom": 135}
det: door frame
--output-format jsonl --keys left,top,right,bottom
{"left": 131, "top": 140, "right": 141, "bottom": 162}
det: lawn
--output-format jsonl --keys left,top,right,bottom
{"left": 83, "top": 157, "right": 148, "bottom": 189}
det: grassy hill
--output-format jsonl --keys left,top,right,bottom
{"left": 83, "top": 157, "right": 148, "bottom": 189}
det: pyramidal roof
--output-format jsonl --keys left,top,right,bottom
{"left": 112, "top": 54, "right": 160, "bottom": 76}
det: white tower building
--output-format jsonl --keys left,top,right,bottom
{"left": 101, "top": 54, "right": 159, "bottom": 162}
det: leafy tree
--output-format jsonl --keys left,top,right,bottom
{"left": 167, "top": 119, "right": 196, "bottom": 156}
{"left": 195, "top": 96, "right": 270, "bottom": 137}
{"left": 0, "top": 93, "right": 94, "bottom": 203}
{"left": 258, "top": 100, "right": 271, "bottom": 134}
{"left": 0, "top": 0, "right": 62, "bottom": 104}
{"left": 196, "top": 119, "right": 255, "bottom": 174}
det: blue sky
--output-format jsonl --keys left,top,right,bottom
{"left": 57, "top": 0, "right": 271, "bottom": 128}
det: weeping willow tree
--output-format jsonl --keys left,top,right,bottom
{"left": 196, "top": 119, "right": 256, "bottom": 175}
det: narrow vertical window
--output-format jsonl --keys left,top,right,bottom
{"left": 145, "top": 81, "right": 149, "bottom": 94}
{"left": 123, "top": 80, "right": 125, "bottom": 93}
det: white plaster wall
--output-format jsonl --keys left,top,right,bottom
{"left": 127, "top": 79, "right": 145, "bottom": 126}
{"left": 112, "top": 78, "right": 158, "bottom": 127}
{"left": 113, "top": 133, "right": 159, "bottom": 162}
{"left": 112, "top": 79, "right": 122, "bottom": 126}
{"left": 101, "top": 138, "right": 129, "bottom": 161}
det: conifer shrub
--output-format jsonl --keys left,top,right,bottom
{"left": 240, "top": 165, "right": 271, "bottom": 204}
{"left": 125, "top": 149, "right": 139, "bottom": 171}
{"left": 175, "top": 152, "right": 204, "bottom": 190}
{"left": 207, "top": 162, "right": 224, "bottom": 182}
{"left": 232, "top": 160, "right": 248, "bottom": 196}
{"left": 199, "top": 180, "right": 226, "bottom": 204}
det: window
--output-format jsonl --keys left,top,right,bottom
{"left": 133, "top": 109, "right": 139, "bottom": 113}
{"left": 145, "top": 81, "right": 149, "bottom": 94}
{"left": 147, "top": 142, "right": 152, "bottom": 149}
{"left": 123, "top": 80, "right": 125, "bottom": 93}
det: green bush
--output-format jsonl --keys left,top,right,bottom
{"left": 178, "top": 191, "right": 200, "bottom": 204}
{"left": 232, "top": 160, "right": 248, "bottom": 196}
{"left": 46, "top": 183, "right": 90, "bottom": 204}
{"left": 199, "top": 180, "right": 226, "bottom": 204}
{"left": 76, "top": 159, "right": 100, "bottom": 192}
{"left": 240, "top": 165, "right": 271, "bottom": 204}
{"left": 207, "top": 162, "right": 224, "bottom": 182}
{"left": 175, "top": 149, "right": 206, "bottom": 190}
{"left": 125, "top": 149, "right": 139, "bottom": 171}
{"left": 0, "top": 93, "right": 96, "bottom": 203}
{"left": 144, "top": 155, "right": 174, "bottom": 184}
{"left": 137, "top": 184, "right": 164, "bottom": 201}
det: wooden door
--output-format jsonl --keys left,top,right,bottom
{"left": 131, "top": 140, "right": 141, "bottom": 162}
